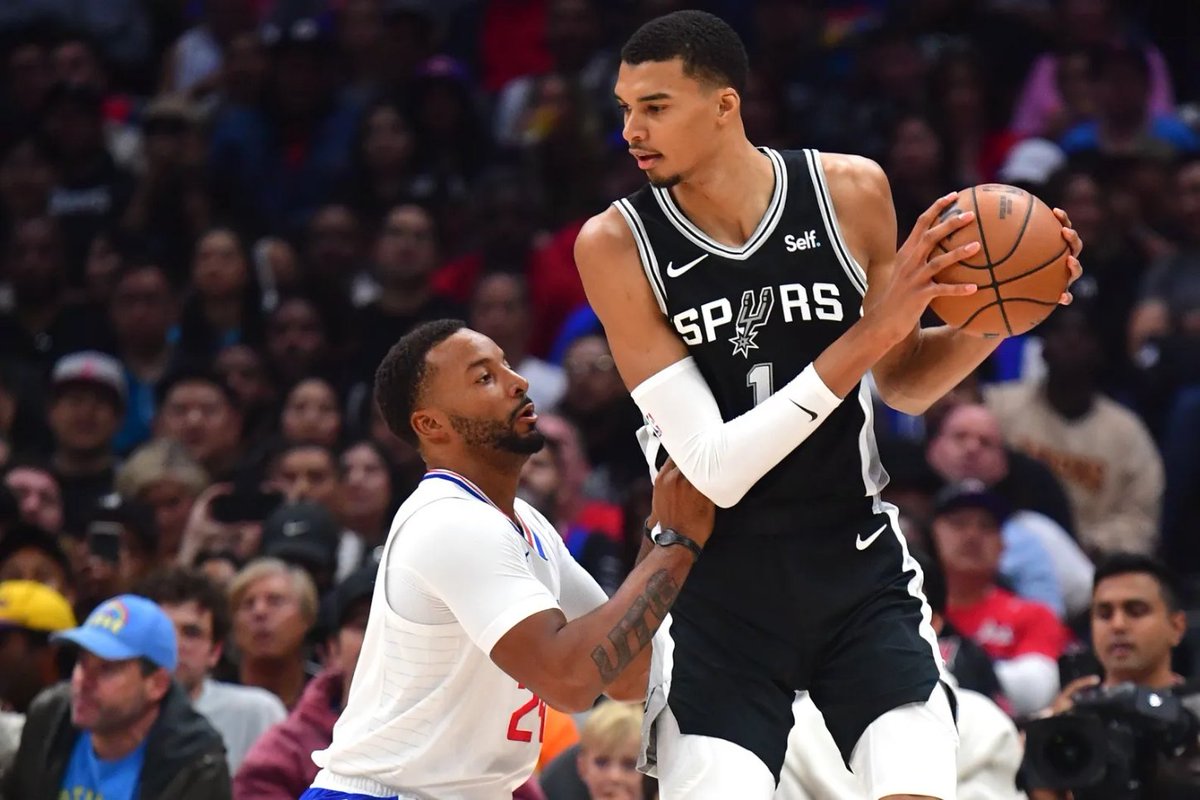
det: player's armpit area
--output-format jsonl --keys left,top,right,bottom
{"left": 574, "top": 208, "right": 691, "bottom": 390}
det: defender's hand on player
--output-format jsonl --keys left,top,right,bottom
{"left": 869, "top": 192, "right": 981, "bottom": 346}
{"left": 651, "top": 458, "right": 716, "bottom": 549}
{"left": 1053, "top": 208, "right": 1084, "bottom": 306}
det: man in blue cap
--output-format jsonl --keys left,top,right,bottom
{"left": 2, "top": 593, "right": 231, "bottom": 800}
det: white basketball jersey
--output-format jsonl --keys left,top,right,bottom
{"left": 311, "top": 469, "right": 608, "bottom": 799}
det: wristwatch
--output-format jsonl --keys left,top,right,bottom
{"left": 651, "top": 527, "right": 704, "bottom": 561}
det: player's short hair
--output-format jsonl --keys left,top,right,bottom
{"left": 621, "top": 10, "right": 748, "bottom": 95}
{"left": 374, "top": 319, "right": 466, "bottom": 446}
{"left": 135, "top": 566, "right": 231, "bottom": 646}
{"left": 1093, "top": 552, "right": 1184, "bottom": 613}
{"left": 580, "top": 701, "right": 643, "bottom": 754}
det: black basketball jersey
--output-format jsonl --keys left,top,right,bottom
{"left": 616, "top": 148, "right": 888, "bottom": 532}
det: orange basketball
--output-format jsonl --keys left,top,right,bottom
{"left": 928, "top": 184, "right": 1071, "bottom": 338}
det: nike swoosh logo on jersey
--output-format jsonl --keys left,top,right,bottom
{"left": 790, "top": 399, "right": 818, "bottom": 421}
{"left": 665, "top": 254, "right": 708, "bottom": 278}
{"left": 855, "top": 523, "right": 888, "bottom": 551}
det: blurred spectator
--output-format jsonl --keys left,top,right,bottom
{"left": 49, "top": 33, "right": 140, "bottom": 173}
{"left": 260, "top": 501, "right": 341, "bottom": 593}
{"left": 107, "top": 261, "right": 179, "bottom": 455}
{"left": 232, "top": 565, "right": 373, "bottom": 800}
{"left": 3, "top": 594, "right": 230, "bottom": 800}
{"left": 336, "top": 0, "right": 389, "bottom": 106}
{"left": 933, "top": 481, "right": 1071, "bottom": 716}
{"left": 77, "top": 493, "right": 157, "bottom": 615}
{"left": 539, "top": 700, "right": 640, "bottom": 800}
{"left": 137, "top": 567, "right": 286, "bottom": 773}
{"left": 353, "top": 203, "right": 464, "bottom": 384}
{"left": 924, "top": 402, "right": 1096, "bottom": 618}
{"left": 0, "top": 523, "right": 73, "bottom": 599}
{"left": 214, "top": 344, "right": 278, "bottom": 443}
{"left": 469, "top": 272, "right": 566, "bottom": 410}
{"left": 1128, "top": 156, "right": 1200, "bottom": 386}
{"left": 156, "top": 368, "right": 244, "bottom": 480}
{"left": 160, "top": 0, "right": 255, "bottom": 98}
{"left": 1043, "top": 165, "right": 1146, "bottom": 387}
{"left": 0, "top": 136, "right": 56, "bottom": 229}
{"left": 228, "top": 557, "right": 319, "bottom": 708}
{"left": 0, "top": 215, "right": 105, "bottom": 369}
{"left": 81, "top": 227, "right": 126, "bottom": 315}
{"left": 120, "top": 93, "right": 211, "bottom": 269}
{"left": 208, "top": 18, "right": 360, "bottom": 235}
{"left": 280, "top": 377, "right": 342, "bottom": 448}
{"left": 115, "top": 438, "right": 210, "bottom": 565}
{"left": 1059, "top": 44, "right": 1199, "bottom": 159}
{"left": 178, "top": 227, "right": 266, "bottom": 361}
{"left": 986, "top": 306, "right": 1165, "bottom": 557}
{"left": 341, "top": 96, "right": 420, "bottom": 222}
{"left": 42, "top": 81, "right": 134, "bottom": 281}
{"left": 0, "top": 580, "right": 75, "bottom": 711}
{"left": 303, "top": 202, "right": 374, "bottom": 308}
{"left": 1011, "top": 0, "right": 1176, "bottom": 139}
{"left": 0, "top": 36, "right": 54, "bottom": 146}
{"left": 929, "top": 47, "right": 1019, "bottom": 186}
{"left": 338, "top": 440, "right": 396, "bottom": 558}
{"left": 46, "top": 351, "right": 123, "bottom": 533}
{"left": 216, "top": 30, "right": 268, "bottom": 111}
{"left": 926, "top": 400, "right": 1077, "bottom": 535}
{"left": 268, "top": 302, "right": 338, "bottom": 395}
{"left": 883, "top": 112, "right": 956, "bottom": 236}
{"left": 2, "top": 459, "right": 64, "bottom": 533}
{"left": 557, "top": 334, "right": 647, "bottom": 502}
{"left": 0, "top": 580, "right": 75, "bottom": 783}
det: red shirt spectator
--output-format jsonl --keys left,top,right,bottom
{"left": 946, "top": 586, "right": 1069, "bottom": 664}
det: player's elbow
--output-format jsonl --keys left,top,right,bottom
{"left": 874, "top": 375, "right": 932, "bottom": 416}
{"left": 542, "top": 683, "right": 599, "bottom": 715}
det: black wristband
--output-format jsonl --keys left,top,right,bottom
{"left": 653, "top": 527, "right": 704, "bottom": 561}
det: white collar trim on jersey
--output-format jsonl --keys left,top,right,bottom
{"left": 650, "top": 146, "right": 787, "bottom": 261}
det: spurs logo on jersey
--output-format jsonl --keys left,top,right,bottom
{"left": 672, "top": 282, "right": 845, "bottom": 350}
{"left": 730, "top": 288, "right": 774, "bottom": 357}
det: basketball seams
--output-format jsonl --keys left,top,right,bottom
{"left": 995, "top": 244, "right": 1069, "bottom": 287}
{"left": 971, "top": 185, "right": 1013, "bottom": 337}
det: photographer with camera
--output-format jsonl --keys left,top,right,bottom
{"left": 1024, "top": 553, "right": 1200, "bottom": 800}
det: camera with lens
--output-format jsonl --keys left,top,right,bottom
{"left": 1023, "top": 682, "right": 1199, "bottom": 800}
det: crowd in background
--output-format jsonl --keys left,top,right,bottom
{"left": 0, "top": 0, "right": 1199, "bottom": 798}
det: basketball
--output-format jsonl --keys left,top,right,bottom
{"left": 928, "top": 184, "right": 1071, "bottom": 338}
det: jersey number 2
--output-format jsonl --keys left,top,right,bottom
{"left": 506, "top": 683, "right": 547, "bottom": 743}
{"left": 746, "top": 362, "right": 774, "bottom": 406}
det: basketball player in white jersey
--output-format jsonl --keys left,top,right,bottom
{"left": 302, "top": 319, "right": 714, "bottom": 800}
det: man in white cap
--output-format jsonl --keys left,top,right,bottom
{"left": 47, "top": 351, "right": 126, "bottom": 533}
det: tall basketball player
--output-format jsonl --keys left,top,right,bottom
{"left": 574, "top": 11, "right": 1083, "bottom": 800}
{"left": 302, "top": 321, "right": 714, "bottom": 800}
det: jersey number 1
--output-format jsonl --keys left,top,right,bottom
{"left": 746, "top": 362, "right": 774, "bottom": 406}
{"left": 506, "top": 683, "right": 547, "bottom": 743}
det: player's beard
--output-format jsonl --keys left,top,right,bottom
{"left": 648, "top": 172, "right": 682, "bottom": 189}
{"left": 449, "top": 407, "right": 545, "bottom": 455}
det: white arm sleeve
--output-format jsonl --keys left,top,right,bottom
{"left": 388, "top": 503, "right": 560, "bottom": 655}
{"left": 631, "top": 357, "right": 844, "bottom": 508}
{"left": 994, "top": 653, "right": 1060, "bottom": 717}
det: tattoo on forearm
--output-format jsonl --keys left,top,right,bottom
{"left": 590, "top": 569, "right": 680, "bottom": 683}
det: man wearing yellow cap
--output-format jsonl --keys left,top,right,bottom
{"left": 0, "top": 580, "right": 76, "bottom": 784}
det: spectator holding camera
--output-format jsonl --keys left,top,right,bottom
{"left": 1028, "top": 554, "right": 1200, "bottom": 799}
